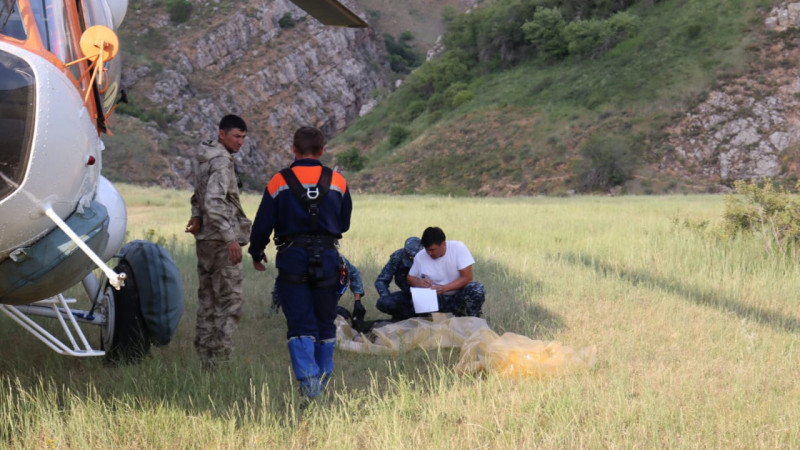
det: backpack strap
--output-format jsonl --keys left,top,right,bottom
{"left": 280, "top": 166, "right": 333, "bottom": 233}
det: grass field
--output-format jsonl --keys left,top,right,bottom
{"left": 2, "top": 185, "right": 799, "bottom": 448}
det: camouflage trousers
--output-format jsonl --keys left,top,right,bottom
{"left": 377, "top": 282, "right": 486, "bottom": 319}
{"left": 439, "top": 282, "right": 486, "bottom": 318}
{"left": 194, "top": 239, "right": 243, "bottom": 365}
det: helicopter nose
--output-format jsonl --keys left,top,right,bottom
{"left": 0, "top": 51, "right": 35, "bottom": 202}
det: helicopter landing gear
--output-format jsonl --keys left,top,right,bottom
{"left": 100, "top": 260, "right": 150, "bottom": 364}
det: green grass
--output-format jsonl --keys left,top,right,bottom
{"left": 2, "top": 185, "right": 800, "bottom": 447}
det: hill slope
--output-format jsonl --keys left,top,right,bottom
{"left": 330, "top": 0, "right": 800, "bottom": 195}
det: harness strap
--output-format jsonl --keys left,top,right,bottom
{"left": 280, "top": 167, "right": 333, "bottom": 233}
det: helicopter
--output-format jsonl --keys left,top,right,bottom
{"left": 0, "top": 0, "right": 366, "bottom": 363}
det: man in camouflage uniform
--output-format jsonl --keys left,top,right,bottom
{"left": 185, "top": 114, "right": 252, "bottom": 369}
{"left": 374, "top": 236, "right": 423, "bottom": 321}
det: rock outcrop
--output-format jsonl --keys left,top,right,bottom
{"left": 666, "top": 2, "right": 800, "bottom": 184}
{"left": 116, "top": 0, "right": 389, "bottom": 190}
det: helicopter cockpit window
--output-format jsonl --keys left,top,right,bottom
{"left": 0, "top": 52, "right": 35, "bottom": 201}
{"left": 29, "top": 0, "right": 81, "bottom": 80}
{"left": 0, "top": 0, "right": 27, "bottom": 40}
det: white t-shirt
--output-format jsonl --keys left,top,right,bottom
{"left": 409, "top": 240, "right": 475, "bottom": 294}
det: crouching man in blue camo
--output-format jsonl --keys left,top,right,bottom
{"left": 185, "top": 115, "right": 252, "bottom": 369}
{"left": 249, "top": 126, "right": 352, "bottom": 399}
{"left": 374, "top": 236, "right": 423, "bottom": 321}
{"left": 407, "top": 227, "right": 486, "bottom": 317}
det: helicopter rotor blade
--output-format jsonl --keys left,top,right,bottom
{"left": 289, "top": 0, "right": 368, "bottom": 28}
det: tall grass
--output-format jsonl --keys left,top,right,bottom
{"left": 2, "top": 186, "right": 799, "bottom": 447}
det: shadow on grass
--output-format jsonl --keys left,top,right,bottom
{"left": 556, "top": 251, "right": 800, "bottom": 335}
{"left": 0, "top": 254, "right": 563, "bottom": 430}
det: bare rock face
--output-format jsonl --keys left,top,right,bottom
{"left": 667, "top": 2, "right": 800, "bottom": 183}
{"left": 120, "top": 0, "right": 389, "bottom": 190}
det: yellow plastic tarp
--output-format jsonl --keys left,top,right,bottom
{"left": 336, "top": 313, "right": 597, "bottom": 378}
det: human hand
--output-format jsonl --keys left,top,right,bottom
{"left": 185, "top": 217, "right": 201, "bottom": 234}
{"left": 253, "top": 260, "right": 267, "bottom": 271}
{"left": 227, "top": 242, "right": 242, "bottom": 265}
{"left": 352, "top": 300, "right": 366, "bottom": 322}
{"left": 419, "top": 275, "right": 433, "bottom": 288}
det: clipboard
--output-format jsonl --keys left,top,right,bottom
{"left": 410, "top": 287, "right": 439, "bottom": 313}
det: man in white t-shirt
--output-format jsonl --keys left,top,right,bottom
{"left": 407, "top": 226, "right": 486, "bottom": 317}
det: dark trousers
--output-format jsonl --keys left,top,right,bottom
{"left": 275, "top": 246, "right": 340, "bottom": 340}
{"left": 277, "top": 279, "right": 338, "bottom": 340}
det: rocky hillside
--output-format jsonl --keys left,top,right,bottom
{"left": 103, "top": 0, "right": 391, "bottom": 190}
{"left": 664, "top": 2, "right": 800, "bottom": 186}
{"left": 102, "top": 0, "right": 800, "bottom": 196}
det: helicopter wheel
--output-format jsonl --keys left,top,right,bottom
{"left": 100, "top": 260, "right": 151, "bottom": 364}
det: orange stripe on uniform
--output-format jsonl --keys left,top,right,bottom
{"left": 267, "top": 166, "right": 347, "bottom": 196}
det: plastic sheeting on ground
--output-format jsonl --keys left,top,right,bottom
{"left": 336, "top": 313, "right": 597, "bottom": 378}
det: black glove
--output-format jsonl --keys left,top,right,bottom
{"left": 352, "top": 300, "right": 366, "bottom": 322}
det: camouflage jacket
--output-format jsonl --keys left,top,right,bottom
{"left": 190, "top": 140, "right": 251, "bottom": 244}
{"left": 374, "top": 248, "right": 412, "bottom": 298}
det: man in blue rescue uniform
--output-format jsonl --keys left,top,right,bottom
{"left": 249, "top": 126, "right": 352, "bottom": 398}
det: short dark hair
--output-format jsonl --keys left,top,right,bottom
{"left": 293, "top": 126, "right": 326, "bottom": 156}
{"left": 421, "top": 227, "right": 446, "bottom": 248}
{"left": 219, "top": 114, "right": 247, "bottom": 132}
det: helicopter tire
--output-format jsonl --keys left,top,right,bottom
{"left": 103, "top": 260, "right": 151, "bottom": 364}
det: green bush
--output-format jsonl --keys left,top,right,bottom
{"left": 384, "top": 33, "right": 422, "bottom": 73}
{"left": 723, "top": 179, "right": 800, "bottom": 256}
{"left": 337, "top": 147, "right": 367, "bottom": 171}
{"left": 166, "top": 0, "right": 192, "bottom": 24}
{"left": 403, "top": 100, "right": 427, "bottom": 121}
{"left": 574, "top": 135, "right": 636, "bottom": 191}
{"left": 388, "top": 125, "right": 411, "bottom": 147}
{"left": 523, "top": 7, "right": 569, "bottom": 60}
{"left": 563, "top": 11, "right": 640, "bottom": 58}
{"left": 278, "top": 13, "right": 295, "bottom": 29}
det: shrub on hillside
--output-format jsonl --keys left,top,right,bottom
{"left": 384, "top": 33, "right": 422, "bottom": 73}
{"left": 723, "top": 179, "right": 800, "bottom": 256}
{"left": 337, "top": 147, "right": 367, "bottom": 171}
{"left": 574, "top": 136, "right": 636, "bottom": 191}
{"left": 388, "top": 125, "right": 411, "bottom": 147}
{"left": 279, "top": 13, "right": 295, "bottom": 28}
{"left": 523, "top": 7, "right": 569, "bottom": 60}
{"left": 563, "top": 11, "right": 640, "bottom": 58}
{"left": 167, "top": 0, "right": 192, "bottom": 24}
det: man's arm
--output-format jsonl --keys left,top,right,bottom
{"left": 344, "top": 258, "right": 364, "bottom": 300}
{"left": 249, "top": 186, "right": 276, "bottom": 270}
{"left": 374, "top": 253, "right": 400, "bottom": 298}
{"left": 433, "top": 265, "right": 473, "bottom": 295}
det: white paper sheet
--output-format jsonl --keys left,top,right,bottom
{"left": 410, "top": 287, "right": 439, "bottom": 313}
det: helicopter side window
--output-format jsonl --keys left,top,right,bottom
{"left": 0, "top": 52, "right": 35, "bottom": 201}
{"left": 0, "top": 0, "right": 27, "bottom": 40}
{"left": 29, "top": 0, "right": 81, "bottom": 80}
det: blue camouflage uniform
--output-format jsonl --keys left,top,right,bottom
{"left": 249, "top": 158, "right": 351, "bottom": 397}
{"left": 338, "top": 256, "right": 365, "bottom": 299}
{"left": 375, "top": 237, "right": 421, "bottom": 320}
